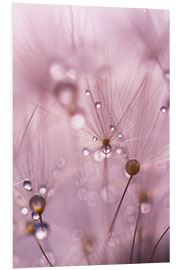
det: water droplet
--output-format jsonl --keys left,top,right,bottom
{"left": 70, "top": 111, "right": 85, "bottom": 129}
{"left": 72, "top": 229, "right": 83, "bottom": 240}
{"left": 86, "top": 191, "right": 99, "bottom": 207}
{"left": 29, "top": 195, "right": 46, "bottom": 215}
{"left": 101, "top": 144, "right": 112, "bottom": 155}
{"left": 85, "top": 89, "right": 91, "bottom": 96}
{"left": 39, "top": 186, "right": 47, "bottom": 196}
{"left": 110, "top": 125, "right": 115, "bottom": 132}
{"left": 118, "top": 133, "right": 123, "bottom": 139}
{"left": 32, "top": 211, "right": 40, "bottom": 221}
{"left": 160, "top": 106, "right": 167, "bottom": 113}
{"left": 23, "top": 180, "right": 32, "bottom": 191}
{"left": 93, "top": 149, "right": 105, "bottom": 162}
{"left": 82, "top": 148, "right": 90, "bottom": 156}
{"left": 92, "top": 136, "right": 97, "bottom": 142}
{"left": 49, "top": 63, "right": 65, "bottom": 81}
{"left": 35, "top": 223, "right": 49, "bottom": 240}
{"left": 95, "top": 102, "right": 101, "bottom": 109}
{"left": 100, "top": 185, "right": 118, "bottom": 204}
{"left": 54, "top": 81, "right": 77, "bottom": 109}
{"left": 116, "top": 147, "right": 122, "bottom": 155}
{"left": 140, "top": 202, "right": 151, "bottom": 214}
{"left": 21, "top": 207, "right": 28, "bottom": 215}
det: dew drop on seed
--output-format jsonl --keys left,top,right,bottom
{"left": 72, "top": 229, "right": 83, "bottom": 240}
{"left": 118, "top": 133, "right": 123, "bottom": 139}
{"left": 32, "top": 211, "right": 40, "bottom": 221}
{"left": 110, "top": 125, "right": 115, "bottom": 132}
{"left": 82, "top": 148, "right": 90, "bottom": 156}
{"left": 85, "top": 89, "right": 91, "bottom": 96}
{"left": 95, "top": 101, "right": 101, "bottom": 109}
{"left": 70, "top": 111, "right": 85, "bottom": 129}
{"left": 116, "top": 147, "right": 122, "bottom": 155}
{"left": 54, "top": 81, "right": 77, "bottom": 108}
{"left": 39, "top": 186, "right": 47, "bottom": 196}
{"left": 92, "top": 136, "right": 97, "bottom": 142}
{"left": 160, "top": 106, "right": 167, "bottom": 113}
{"left": 29, "top": 195, "right": 46, "bottom": 215}
{"left": 101, "top": 144, "right": 112, "bottom": 155}
{"left": 21, "top": 207, "right": 28, "bottom": 215}
{"left": 93, "top": 149, "right": 105, "bottom": 162}
{"left": 35, "top": 223, "right": 49, "bottom": 240}
{"left": 49, "top": 63, "right": 65, "bottom": 81}
{"left": 23, "top": 180, "right": 32, "bottom": 191}
{"left": 140, "top": 202, "right": 151, "bottom": 214}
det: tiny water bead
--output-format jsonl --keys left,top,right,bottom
{"left": 32, "top": 211, "right": 40, "bottom": 221}
{"left": 39, "top": 186, "right": 48, "bottom": 196}
{"left": 35, "top": 223, "right": 49, "bottom": 240}
{"left": 92, "top": 136, "right": 97, "bottom": 142}
{"left": 29, "top": 195, "right": 46, "bottom": 215}
{"left": 23, "top": 180, "right": 32, "bottom": 191}
{"left": 164, "top": 70, "right": 170, "bottom": 80}
{"left": 54, "top": 81, "right": 77, "bottom": 108}
{"left": 101, "top": 144, "right": 112, "bottom": 155}
{"left": 140, "top": 202, "right": 152, "bottom": 214}
{"left": 125, "top": 159, "right": 140, "bottom": 176}
{"left": 160, "top": 106, "right": 167, "bottom": 113}
{"left": 85, "top": 89, "right": 91, "bottom": 96}
{"left": 95, "top": 101, "right": 101, "bottom": 109}
{"left": 82, "top": 148, "right": 90, "bottom": 156}
{"left": 116, "top": 147, "right": 122, "bottom": 155}
{"left": 110, "top": 125, "right": 115, "bottom": 132}
{"left": 118, "top": 133, "right": 123, "bottom": 139}
{"left": 49, "top": 63, "right": 65, "bottom": 81}
{"left": 70, "top": 111, "right": 85, "bottom": 129}
{"left": 21, "top": 207, "right": 29, "bottom": 215}
{"left": 93, "top": 149, "right": 105, "bottom": 162}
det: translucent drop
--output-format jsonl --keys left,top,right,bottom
{"left": 140, "top": 202, "right": 151, "bottom": 214}
{"left": 29, "top": 195, "right": 46, "bottom": 215}
{"left": 82, "top": 148, "right": 90, "bottom": 156}
{"left": 92, "top": 136, "right": 97, "bottom": 142}
{"left": 70, "top": 111, "right": 85, "bottom": 129}
{"left": 49, "top": 63, "right": 65, "bottom": 81}
{"left": 86, "top": 191, "right": 99, "bottom": 207}
{"left": 118, "top": 133, "right": 123, "bottom": 139}
{"left": 21, "top": 207, "right": 28, "bottom": 215}
{"left": 85, "top": 89, "right": 91, "bottom": 96}
{"left": 54, "top": 81, "right": 76, "bottom": 108}
{"left": 39, "top": 186, "right": 47, "bottom": 196}
{"left": 32, "top": 211, "right": 40, "bottom": 221}
{"left": 100, "top": 185, "right": 117, "bottom": 204}
{"left": 23, "top": 180, "right": 32, "bottom": 191}
{"left": 35, "top": 223, "right": 49, "bottom": 240}
{"left": 101, "top": 144, "right": 112, "bottom": 155}
{"left": 160, "top": 106, "right": 167, "bottom": 113}
{"left": 116, "top": 147, "right": 122, "bottom": 155}
{"left": 95, "top": 102, "right": 101, "bottom": 109}
{"left": 110, "top": 125, "right": 115, "bottom": 132}
{"left": 93, "top": 149, "right": 105, "bottom": 162}
{"left": 72, "top": 229, "right": 83, "bottom": 240}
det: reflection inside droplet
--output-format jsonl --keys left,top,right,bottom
{"left": 35, "top": 223, "right": 49, "bottom": 240}
{"left": 101, "top": 144, "right": 112, "bottom": 155}
{"left": 32, "top": 211, "right": 40, "bottom": 221}
{"left": 23, "top": 180, "right": 32, "bottom": 191}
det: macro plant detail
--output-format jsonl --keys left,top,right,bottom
{"left": 13, "top": 4, "right": 169, "bottom": 268}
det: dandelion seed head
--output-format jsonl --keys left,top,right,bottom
{"left": 125, "top": 159, "right": 140, "bottom": 176}
{"left": 29, "top": 195, "right": 46, "bottom": 215}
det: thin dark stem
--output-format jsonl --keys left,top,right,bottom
{"left": 36, "top": 239, "right": 54, "bottom": 267}
{"left": 106, "top": 175, "right": 133, "bottom": 242}
{"left": 149, "top": 226, "right": 170, "bottom": 262}
{"left": 129, "top": 205, "right": 141, "bottom": 263}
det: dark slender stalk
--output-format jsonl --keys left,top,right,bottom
{"left": 129, "top": 205, "right": 141, "bottom": 263}
{"left": 106, "top": 175, "right": 133, "bottom": 242}
{"left": 36, "top": 239, "right": 54, "bottom": 267}
{"left": 149, "top": 226, "right": 170, "bottom": 262}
